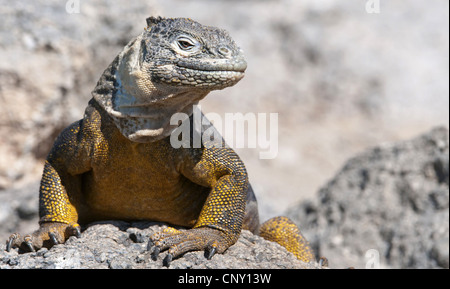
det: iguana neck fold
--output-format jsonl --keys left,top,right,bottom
{"left": 92, "top": 33, "right": 208, "bottom": 143}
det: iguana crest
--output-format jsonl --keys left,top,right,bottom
{"left": 92, "top": 17, "right": 247, "bottom": 143}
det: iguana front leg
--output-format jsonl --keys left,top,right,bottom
{"left": 6, "top": 160, "right": 82, "bottom": 252}
{"left": 148, "top": 145, "right": 248, "bottom": 266}
{"left": 6, "top": 121, "right": 90, "bottom": 252}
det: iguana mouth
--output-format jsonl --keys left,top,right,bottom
{"left": 175, "top": 59, "right": 247, "bottom": 73}
{"left": 154, "top": 62, "right": 246, "bottom": 88}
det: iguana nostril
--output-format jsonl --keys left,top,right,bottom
{"left": 218, "top": 46, "right": 231, "bottom": 56}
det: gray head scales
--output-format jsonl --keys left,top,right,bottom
{"left": 144, "top": 16, "right": 247, "bottom": 90}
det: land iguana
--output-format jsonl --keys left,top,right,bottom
{"left": 6, "top": 17, "right": 317, "bottom": 266}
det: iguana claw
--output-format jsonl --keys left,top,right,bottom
{"left": 163, "top": 253, "right": 173, "bottom": 267}
{"left": 319, "top": 257, "right": 329, "bottom": 267}
{"left": 6, "top": 233, "right": 18, "bottom": 252}
{"left": 150, "top": 246, "right": 161, "bottom": 261}
{"left": 71, "top": 225, "right": 82, "bottom": 238}
{"left": 24, "top": 236, "right": 35, "bottom": 252}
{"left": 49, "top": 232, "right": 59, "bottom": 245}
{"left": 205, "top": 245, "right": 217, "bottom": 260}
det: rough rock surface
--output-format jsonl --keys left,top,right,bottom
{"left": 0, "top": 221, "right": 320, "bottom": 269}
{"left": 0, "top": 182, "right": 40, "bottom": 243}
{"left": 288, "top": 127, "right": 449, "bottom": 269}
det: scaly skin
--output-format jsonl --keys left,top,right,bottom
{"left": 6, "top": 17, "right": 318, "bottom": 266}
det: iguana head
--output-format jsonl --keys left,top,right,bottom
{"left": 144, "top": 16, "right": 247, "bottom": 90}
{"left": 92, "top": 17, "right": 247, "bottom": 143}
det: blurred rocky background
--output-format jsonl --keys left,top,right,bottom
{"left": 0, "top": 0, "right": 448, "bottom": 268}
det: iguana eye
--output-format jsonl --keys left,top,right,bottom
{"left": 175, "top": 36, "right": 198, "bottom": 52}
{"left": 178, "top": 40, "right": 194, "bottom": 49}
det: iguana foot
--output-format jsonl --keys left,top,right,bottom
{"left": 148, "top": 227, "right": 229, "bottom": 267}
{"left": 6, "top": 222, "right": 81, "bottom": 252}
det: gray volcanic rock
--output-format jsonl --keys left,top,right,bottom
{"left": 288, "top": 127, "right": 449, "bottom": 269}
{"left": 0, "top": 221, "right": 321, "bottom": 269}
